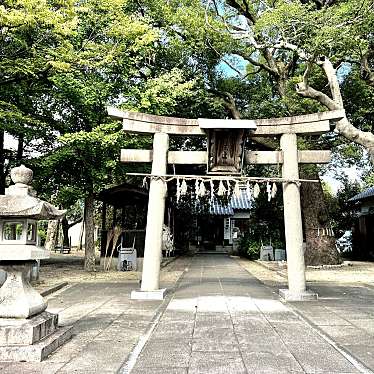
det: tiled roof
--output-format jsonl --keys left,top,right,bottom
{"left": 210, "top": 189, "right": 252, "bottom": 216}
{"left": 349, "top": 187, "right": 374, "bottom": 202}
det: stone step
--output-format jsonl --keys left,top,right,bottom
{"left": 0, "top": 325, "right": 73, "bottom": 362}
{"left": 0, "top": 311, "right": 58, "bottom": 346}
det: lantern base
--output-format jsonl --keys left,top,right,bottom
{"left": 0, "top": 263, "right": 73, "bottom": 362}
{"left": 0, "top": 261, "right": 47, "bottom": 318}
{"left": 0, "top": 314, "right": 72, "bottom": 362}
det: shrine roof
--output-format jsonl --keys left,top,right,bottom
{"left": 349, "top": 187, "right": 374, "bottom": 203}
{"left": 97, "top": 183, "right": 148, "bottom": 207}
{"left": 210, "top": 189, "right": 252, "bottom": 216}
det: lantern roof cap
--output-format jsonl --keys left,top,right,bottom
{"left": 0, "top": 165, "right": 65, "bottom": 220}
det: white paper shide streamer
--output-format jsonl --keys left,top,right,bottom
{"left": 173, "top": 176, "right": 279, "bottom": 204}
{"left": 217, "top": 180, "right": 226, "bottom": 196}
{"left": 180, "top": 179, "right": 188, "bottom": 195}
{"left": 253, "top": 183, "right": 260, "bottom": 198}
{"left": 198, "top": 180, "right": 206, "bottom": 197}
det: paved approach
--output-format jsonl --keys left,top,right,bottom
{"left": 131, "top": 255, "right": 371, "bottom": 374}
{"left": 1, "top": 254, "right": 374, "bottom": 373}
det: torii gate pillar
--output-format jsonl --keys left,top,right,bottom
{"left": 279, "top": 134, "right": 317, "bottom": 301}
{"left": 131, "top": 132, "right": 169, "bottom": 300}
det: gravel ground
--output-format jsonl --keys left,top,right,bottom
{"left": 34, "top": 251, "right": 374, "bottom": 295}
{"left": 33, "top": 250, "right": 185, "bottom": 293}
{"left": 236, "top": 257, "right": 374, "bottom": 286}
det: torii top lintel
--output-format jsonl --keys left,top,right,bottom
{"left": 108, "top": 107, "right": 345, "bottom": 137}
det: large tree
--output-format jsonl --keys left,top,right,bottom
{"left": 0, "top": 0, "right": 77, "bottom": 192}
{"left": 30, "top": 0, "right": 204, "bottom": 270}
{"left": 137, "top": 0, "right": 373, "bottom": 264}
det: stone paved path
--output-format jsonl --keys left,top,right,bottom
{"left": 131, "top": 254, "right": 367, "bottom": 374}
{"left": 0, "top": 254, "right": 373, "bottom": 373}
{"left": 0, "top": 257, "right": 190, "bottom": 374}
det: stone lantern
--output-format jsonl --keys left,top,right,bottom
{"left": 0, "top": 165, "right": 72, "bottom": 361}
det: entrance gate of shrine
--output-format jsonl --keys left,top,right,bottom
{"left": 109, "top": 107, "right": 345, "bottom": 301}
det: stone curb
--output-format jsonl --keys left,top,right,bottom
{"left": 160, "top": 255, "right": 178, "bottom": 269}
{"left": 40, "top": 282, "right": 69, "bottom": 297}
{"left": 254, "top": 259, "right": 287, "bottom": 278}
{"left": 37, "top": 257, "right": 177, "bottom": 299}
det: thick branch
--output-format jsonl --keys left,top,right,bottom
{"left": 296, "top": 74, "right": 374, "bottom": 160}
{"left": 226, "top": 0, "right": 256, "bottom": 24}
{"left": 360, "top": 49, "right": 374, "bottom": 87}
{"left": 208, "top": 88, "right": 278, "bottom": 150}
{"left": 209, "top": 89, "right": 241, "bottom": 119}
{"left": 317, "top": 57, "right": 343, "bottom": 107}
{"left": 245, "top": 56, "right": 277, "bottom": 75}
{"left": 68, "top": 217, "right": 83, "bottom": 229}
{"left": 296, "top": 82, "right": 339, "bottom": 110}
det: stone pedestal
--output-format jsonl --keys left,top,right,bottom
{"left": 0, "top": 262, "right": 47, "bottom": 319}
{"left": 0, "top": 164, "right": 71, "bottom": 361}
{"left": 0, "top": 312, "right": 72, "bottom": 362}
{"left": 0, "top": 262, "right": 72, "bottom": 362}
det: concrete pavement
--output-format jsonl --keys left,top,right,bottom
{"left": 1, "top": 254, "right": 374, "bottom": 373}
{"left": 131, "top": 254, "right": 371, "bottom": 374}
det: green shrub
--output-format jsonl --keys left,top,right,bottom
{"left": 238, "top": 234, "right": 261, "bottom": 259}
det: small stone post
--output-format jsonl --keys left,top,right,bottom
{"left": 132, "top": 132, "right": 169, "bottom": 300}
{"left": 279, "top": 134, "right": 317, "bottom": 301}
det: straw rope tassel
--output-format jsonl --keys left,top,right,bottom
{"left": 198, "top": 180, "right": 206, "bottom": 197}
{"left": 271, "top": 182, "right": 277, "bottom": 199}
{"left": 246, "top": 181, "right": 251, "bottom": 199}
{"left": 195, "top": 179, "right": 199, "bottom": 197}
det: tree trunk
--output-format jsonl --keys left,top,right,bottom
{"left": 0, "top": 130, "right": 5, "bottom": 195}
{"left": 77, "top": 204, "right": 85, "bottom": 251}
{"left": 77, "top": 220, "right": 84, "bottom": 251}
{"left": 300, "top": 167, "right": 341, "bottom": 265}
{"left": 61, "top": 216, "right": 70, "bottom": 248}
{"left": 84, "top": 193, "right": 96, "bottom": 271}
{"left": 17, "top": 134, "right": 24, "bottom": 161}
{"left": 45, "top": 220, "right": 59, "bottom": 251}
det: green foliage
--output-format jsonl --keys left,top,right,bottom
{"left": 22, "top": 0, "right": 205, "bottom": 209}
{"left": 323, "top": 177, "right": 361, "bottom": 236}
{"left": 1, "top": 0, "right": 372, "bottom": 249}
{"left": 0, "top": 0, "right": 77, "bottom": 152}
{"left": 123, "top": 69, "right": 200, "bottom": 115}
{"left": 238, "top": 235, "right": 261, "bottom": 260}
{"left": 253, "top": 0, "right": 372, "bottom": 59}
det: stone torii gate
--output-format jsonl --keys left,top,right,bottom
{"left": 108, "top": 107, "right": 345, "bottom": 301}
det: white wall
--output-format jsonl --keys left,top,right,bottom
{"left": 68, "top": 222, "right": 99, "bottom": 248}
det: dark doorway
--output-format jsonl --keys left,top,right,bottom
{"left": 198, "top": 216, "right": 224, "bottom": 251}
